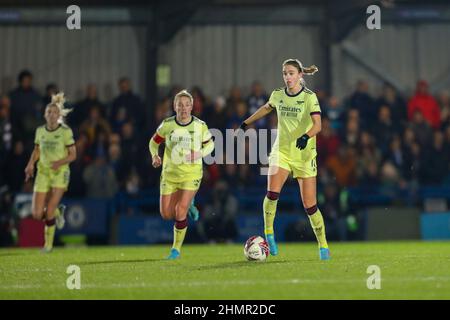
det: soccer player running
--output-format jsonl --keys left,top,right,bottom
{"left": 150, "top": 90, "right": 214, "bottom": 259}
{"left": 24, "top": 93, "right": 76, "bottom": 253}
{"left": 240, "top": 59, "right": 330, "bottom": 260}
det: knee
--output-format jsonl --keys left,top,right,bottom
{"left": 160, "top": 209, "right": 173, "bottom": 220}
{"left": 175, "top": 203, "right": 189, "bottom": 216}
{"left": 32, "top": 208, "right": 45, "bottom": 220}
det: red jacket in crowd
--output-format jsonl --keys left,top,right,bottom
{"left": 407, "top": 80, "right": 441, "bottom": 129}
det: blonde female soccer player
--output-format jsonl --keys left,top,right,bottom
{"left": 149, "top": 90, "right": 214, "bottom": 259}
{"left": 240, "top": 59, "right": 330, "bottom": 260}
{"left": 24, "top": 92, "right": 77, "bottom": 253}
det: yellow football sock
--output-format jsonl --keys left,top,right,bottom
{"left": 308, "top": 208, "right": 328, "bottom": 249}
{"left": 44, "top": 223, "right": 56, "bottom": 250}
{"left": 172, "top": 226, "right": 187, "bottom": 252}
{"left": 263, "top": 196, "right": 278, "bottom": 235}
{"left": 54, "top": 207, "right": 61, "bottom": 218}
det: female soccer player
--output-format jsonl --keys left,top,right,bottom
{"left": 24, "top": 93, "right": 76, "bottom": 253}
{"left": 240, "top": 59, "right": 330, "bottom": 260}
{"left": 150, "top": 90, "right": 214, "bottom": 259}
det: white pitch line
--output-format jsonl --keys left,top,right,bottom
{"left": 0, "top": 277, "right": 449, "bottom": 291}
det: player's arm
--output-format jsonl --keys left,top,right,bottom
{"left": 149, "top": 132, "right": 165, "bottom": 168}
{"left": 51, "top": 145, "right": 77, "bottom": 171}
{"left": 306, "top": 113, "right": 322, "bottom": 138}
{"left": 240, "top": 102, "right": 273, "bottom": 129}
{"left": 187, "top": 124, "right": 215, "bottom": 162}
{"left": 296, "top": 95, "right": 322, "bottom": 150}
{"left": 25, "top": 144, "right": 40, "bottom": 182}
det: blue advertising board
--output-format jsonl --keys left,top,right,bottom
{"left": 421, "top": 213, "right": 450, "bottom": 240}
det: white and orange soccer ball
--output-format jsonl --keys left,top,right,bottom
{"left": 244, "top": 236, "right": 269, "bottom": 261}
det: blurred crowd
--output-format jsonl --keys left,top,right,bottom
{"left": 2, "top": 69, "right": 450, "bottom": 243}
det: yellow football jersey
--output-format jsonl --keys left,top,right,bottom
{"left": 34, "top": 124, "right": 75, "bottom": 171}
{"left": 153, "top": 116, "right": 212, "bottom": 182}
{"left": 268, "top": 86, "right": 321, "bottom": 162}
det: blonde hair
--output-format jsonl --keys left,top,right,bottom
{"left": 46, "top": 92, "right": 72, "bottom": 123}
{"left": 282, "top": 59, "right": 319, "bottom": 75}
{"left": 174, "top": 89, "right": 193, "bottom": 106}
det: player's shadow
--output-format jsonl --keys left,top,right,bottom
{"left": 191, "top": 259, "right": 291, "bottom": 271}
{"left": 76, "top": 258, "right": 165, "bottom": 266}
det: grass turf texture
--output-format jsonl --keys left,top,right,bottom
{"left": 0, "top": 241, "right": 449, "bottom": 299}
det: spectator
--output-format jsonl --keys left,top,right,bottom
{"left": 83, "top": 155, "right": 119, "bottom": 198}
{"left": 110, "top": 77, "right": 145, "bottom": 132}
{"left": 422, "top": 131, "right": 449, "bottom": 185}
{"left": 317, "top": 117, "right": 340, "bottom": 166}
{"left": 386, "top": 135, "right": 405, "bottom": 178}
{"left": 42, "top": 83, "right": 58, "bottom": 108}
{"left": 324, "top": 96, "right": 344, "bottom": 131}
{"left": 410, "top": 110, "right": 433, "bottom": 149}
{"left": 348, "top": 80, "right": 375, "bottom": 127}
{"left": 438, "top": 90, "right": 450, "bottom": 129}
{"left": 326, "top": 145, "right": 357, "bottom": 187}
{"left": 4, "top": 141, "right": 28, "bottom": 192}
{"left": 227, "top": 86, "right": 244, "bottom": 113}
{"left": 108, "top": 142, "right": 127, "bottom": 189}
{"left": 342, "top": 116, "right": 360, "bottom": 148}
{"left": 226, "top": 101, "right": 249, "bottom": 129}
{"left": 407, "top": 80, "right": 440, "bottom": 129}
{"left": 372, "top": 105, "right": 398, "bottom": 157}
{"left": 66, "top": 135, "right": 89, "bottom": 197}
{"left": 191, "top": 86, "right": 207, "bottom": 117}
{"left": 246, "top": 81, "right": 268, "bottom": 128}
{"left": 9, "top": 70, "right": 42, "bottom": 148}
{"left": 79, "top": 105, "right": 111, "bottom": 146}
{"left": 356, "top": 131, "right": 381, "bottom": 182}
{"left": 375, "top": 83, "right": 407, "bottom": 125}
{"left": 204, "top": 96, "right": 227, "bottom": 131}
{"left": 120, "top": 121, "right": 139, "bottom": 176}
{"left": 70, "top": 84, "right": 106, "bottom": 127}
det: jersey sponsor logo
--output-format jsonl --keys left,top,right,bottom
{"left": 296, "top": 100, "right": 304, "bottom": 105}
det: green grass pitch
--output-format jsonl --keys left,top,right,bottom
{"left": 1, "top": 241, "right": 449, "bottom": 299}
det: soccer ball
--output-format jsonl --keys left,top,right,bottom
{"left": 244, "top": 236, "right": 269, "bottom": 261}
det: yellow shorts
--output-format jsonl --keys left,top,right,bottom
{"left": 268, "top": 152, "right": 317, "bottom": 179}
{"left": 160, "top": 177, "right": 202, "bottom": 195}
{"left": 34, "top": 167, "right": 70, "bottom": 193}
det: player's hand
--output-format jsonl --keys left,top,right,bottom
{"left": 296, "top": 134, "right": 310, "bottom": 150}
{"left": 152, "top": 155, "right": 162, "bottom": 168}
{"left": 51, "top": 160, "right": 63, "bottom": 171}
{"left": 186, "top": 151, "right": 202, "bottom": 162}
{"left": 24, "top": 164, "right": 34, "bottom": 182}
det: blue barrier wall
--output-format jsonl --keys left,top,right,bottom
{"left": 421, "top": 213, "right": 450, "bottom": 240}
{"left": 117, "top": 214, "right": 305, "bottom": 245}
{"left": 57, "top": 199, "right": 109, "bottom": 237}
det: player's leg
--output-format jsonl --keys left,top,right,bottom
{"left": 264, "top": 165, "right": 290, "bottom": 255}
{"left": 187, "top": 179, "right": 201, "bottom": 221}
{"left": 32, "top": 171, "right": 52, "bottom": 252}
{"left": 167, "top": 189, "right": 197, "bottom": 259}
{"left": 298, "top": 176, "right": 330, "bottom": 260}
{"left": 160, "top": 191, "right": 181, "bottom": 221}
{"left": 42, "top": 188, "right": 65, "bottom": 252}
{"left": 31, "top": 192, "right": 47, "bottom": 221}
